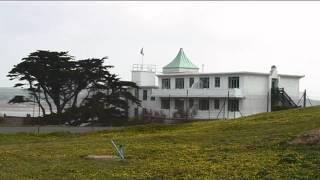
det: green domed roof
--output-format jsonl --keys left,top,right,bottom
{"left": 163, "top": 48, "right": 199, "bottom": 69}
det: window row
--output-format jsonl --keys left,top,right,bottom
{"left": 161, "top": 99, "right": 239, "bottom": 111}
{"left": 162, "top": 76, "right": 239, "bottom": 89}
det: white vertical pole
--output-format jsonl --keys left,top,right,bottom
{"left": 208, "top": 97, "right": 210, "bottom": 120}
{"left": 142, "top": 54, "right": 144, "bottom": 66}
{"left": 141, "top": 48, "right": 144, "bottom": 71}
{"left": 227, "top": 90, "right": 230, "bottom": 119}
{"left": 168, "top": 94, "right": 171, "bottom": 120}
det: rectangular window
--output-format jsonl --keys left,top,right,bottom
{"left": 228, "top": 99, "right": 239, "bottom": 112}
{"left": 214, "top": 99, "right": 220, "bottom": 110}
{"left": 174, "top": 99, "right": 184, "bottom": 110}
{"left": 200, "top": 77, "right": 210, "bottom": 88}
{"left": 228, "top": 76, "right": 239, "bottom": 88}
{"left": 175, "top": 78, "right": 184, "bottom": 89}
{"left": 215, "top": 77, "right": 220, "bottom": 88}
{"left": 189, "top": 78, "right": 194, "bottom": 88}
{"left": 143, "top": 90, "right": 148, "bottom": 100}
{"left": 161, "top": 98, "right": 170, "bottom": 109}
{"left": 162, "top": 78, "right": 171, "bottom": 89}
{"left": 199, "top": 99, "right": 209, "bottom": 110}
{"left": 151, "top": 96, "right": 155, "bottom": 101}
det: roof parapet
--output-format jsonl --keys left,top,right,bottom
{"left": 132, "top": 64, "right": 156, "bottom": 72}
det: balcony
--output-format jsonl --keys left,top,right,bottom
{"left": 151, "top": 88, "right": 244, "bottom": 98}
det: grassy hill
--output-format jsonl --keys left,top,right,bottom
{"left": 1, "top": 107, "right": 320, "bottom": 179}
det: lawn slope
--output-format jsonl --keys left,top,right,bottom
{"left": 1, "top": 106, "right": 320, "bottom": 179}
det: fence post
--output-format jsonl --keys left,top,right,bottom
{"left": 303, "top": 89, "right": 306, "bottom": 108}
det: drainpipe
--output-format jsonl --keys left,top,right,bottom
{"left": 168, "top": 94, "right": 171, "bottom": 119}
{"left": 267, "top": 91, "right": 269, "bottom": 112}
{"left": 186, "top": 90, "right": 188, "bottom": 121}
{"left": 208, "top": 96, "right": 210, "bottom": 120}
{"left": 227, "top": 90, "right": 230, "bottom": 119}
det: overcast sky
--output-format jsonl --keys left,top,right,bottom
{"left": 1, "top": 1, "right": 320, "bottom": 99}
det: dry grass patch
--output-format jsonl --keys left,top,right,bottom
{"left": 290, "top": 129, "right": 320, "bottom": 145}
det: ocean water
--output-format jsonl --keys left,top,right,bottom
{"left": 0, "top": 87, "right": 89, "bottom": 117}
{"left": 0, "top": 87, "right": 35, "bottom": 117}
{"left": 0, "top": 87, "right": 56, "bottom": 117}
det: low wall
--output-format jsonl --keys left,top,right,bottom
{"left": 0, "top": 126, "right": 120, "bottom": 134}
{"left": 0, "top": 116, "right": 25, "bottom": 126}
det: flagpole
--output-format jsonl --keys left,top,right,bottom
{"left": 141, "top": 53, "right": 143, "bottom": 71}
{"left": 142, "top": 54, "right": 143, "bottom": 66}
{"left": 140, "top": 48, "right": 144, "bottom": 71}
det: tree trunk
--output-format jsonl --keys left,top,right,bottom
{"left": 71, "top": 90, "right": 80, "bottom": 108}
{"left": 40, "top": 85, "right": 53, "bottom": 114}
{"left": 33, "top": 90, "right": 46, "bottom": 116}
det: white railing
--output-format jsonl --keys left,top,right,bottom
{"left": 132, "top": 64, "right": 156, "bottom": 72}
{"left": 151, "top": 88, "right": 244, "bottom": 98}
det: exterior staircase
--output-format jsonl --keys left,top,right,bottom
{"left": 271, "top": 88, "right": 299, "bottom": 111}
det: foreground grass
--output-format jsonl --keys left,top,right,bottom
{"left": 1, "top": 107, "right": 320, "bottom": 179}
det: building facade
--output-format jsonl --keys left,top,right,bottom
{"left": 129, "top": 48, "right": 304, "bottom": 120}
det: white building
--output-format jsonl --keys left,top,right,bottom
{"left": 129, "top": 48, "right": 304, "bottom": 120}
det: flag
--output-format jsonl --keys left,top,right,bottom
{"left": 140, "top": 48, "right": 144, "bottom": 56}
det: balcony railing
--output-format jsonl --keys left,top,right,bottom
{"left": 132, "top": 64, "right": 156, "bottom": 72}
{"left": 151, "top": 88, "right": 244, "bottom": 98}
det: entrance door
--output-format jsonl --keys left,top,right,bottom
{"left": 272, "top": 78, "right": 279, "bottom": 89}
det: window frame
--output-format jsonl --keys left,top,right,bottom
{"left": 228, "top": 76, "right": 240, "bottom": 89}
{"left": 215, "top": 77, "right": 220, "bottom": 88}
{"left": 189, "top": 77, "right": 194, "bottom": 88}
{"left": 175, "top": 78, "right": 184, "bottom": 89}
{"left": 162, "top": 78, "right": 171, "bottom": 89}
{"left": 143, "top": 90, "right": 148, "bottom": 100}
{"left": 199, "top": 99, "right": 210, "bottom": 110}
{"left": 161, "top": 98, "right": 170, "bottom": 109}
{"left": 174, "top": 99, "right": 184, "bottom": 110}
{"left": 199, "top": 77, "right": 210, "bottom": 89}
{"left": 228, "top": 99, "right": 239, "bottom": 112}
